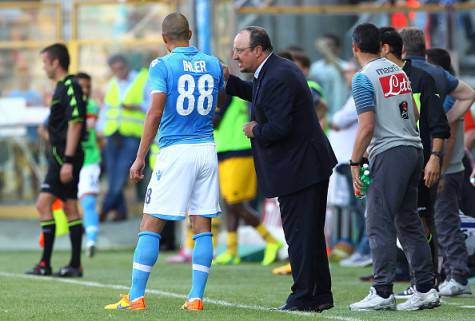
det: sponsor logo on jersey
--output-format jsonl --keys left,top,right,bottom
{"left": 379, "top": 73, "right": 412, "bottom": 98}
{"left": 375, "top": 65, "right": 399, "bottom": 75}
{"left": 399, "top": 101, "right": 409, "bottom": 119}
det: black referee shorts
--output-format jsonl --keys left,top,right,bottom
{"left": 41, "top": 149, "right": 84, "bottom": 201}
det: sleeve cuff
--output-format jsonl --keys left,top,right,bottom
{"left": 252, "top": 124, "right": 260, "bottom": 138}
{"left": 356, "top": 107, "right": 375, "bottom": 115}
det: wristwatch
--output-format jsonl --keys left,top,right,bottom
{"left": 430, "top": 151, "right": 441, "bottom": 158}
{"left": 349, "top": 159, "right": 361, "bottom": 167}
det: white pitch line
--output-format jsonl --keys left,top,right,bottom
{"left": 440, "top": 299, "right": 464, "bottom": 306}
{"left": 0, "top": 271, "right": 362, "bottom": 321}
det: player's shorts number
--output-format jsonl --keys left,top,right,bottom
{"left": 145, "top": 187, "right": 152, "bottom": 205}
{"left": 176, "top": 74, "right": 214, "bottom": 116}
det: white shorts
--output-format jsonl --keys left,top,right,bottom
{"left": 143, "top": 143, "right": 221, "bottom": 221}
{"left": 78, "top": 163, "right": 101, "bottom": 198}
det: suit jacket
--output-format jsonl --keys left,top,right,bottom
{"left": 226, "top": 54, "right": 337, "bottom": 197}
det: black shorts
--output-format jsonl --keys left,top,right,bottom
{"left": 41, "top": 148, "right": 84, "bottom": 200}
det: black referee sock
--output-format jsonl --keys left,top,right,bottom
{"left": 40, "top": 220, "right": 56, "bottom": 267}
{"left": 68, "top": 219, "right": 83, "bottom": 268}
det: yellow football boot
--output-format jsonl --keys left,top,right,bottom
{"left": 272, "top": 263, "right": 292, "bottom": 275}
{"left": 262, "top": 241, "right": 283, "bottom": 266}
{"left": 104, "top": 294, "right": 146, "bottom": 310}
{"left": 213, "top": 252, "right": 241, "bottom": 265}
{"left": 181, "top": 299, "right": 204, "bottom": 311}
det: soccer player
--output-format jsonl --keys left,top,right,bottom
{"left": 348, "top": 23, "right": 439, "bottom": 311}
{"left": 76, "top": 72, "right": 102, "bottom": 257}
{"left": 26, "top": 43, "right": 86, "bottom": 277}
{"left": 105, "top": 13, "right": 223, "bottom": 311}
{"left": 213, "top": 95, "right": 282, "bottom": 266}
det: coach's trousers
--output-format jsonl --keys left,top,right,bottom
{"left": 278, "top": 180, "right": 333, "bottom": 308}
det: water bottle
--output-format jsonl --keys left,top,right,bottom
{"left": 356, "top": 164, "right": 372, "bottom": 199}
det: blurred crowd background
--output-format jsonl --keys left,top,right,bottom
{"left": 1, "top": 0, "right": 475, "bottom": 265}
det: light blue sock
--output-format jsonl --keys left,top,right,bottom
{"left": 129, "top": 231, "right": 161, "bottom": 301}
{"left": 188, "top": 232, "right": 213, "bottom": 300}
{"left": 80, "top": 195, "right": 99, "bottom": 245}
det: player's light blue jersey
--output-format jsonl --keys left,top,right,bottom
{"left": 148, "top": 46, "right": 224, "bottom": 148}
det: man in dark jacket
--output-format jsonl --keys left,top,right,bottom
{"left": 225, "top": 26, "right": 337, "bottom": 312}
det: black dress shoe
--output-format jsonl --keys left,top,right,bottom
{"left": 274, "top": 303, "right": 300, "bottom": 311}
{"left": 275, "top": 303, "right": 333, "bottom": 312}
{"left": 315, "top": 302, "right": 334, "bottom": 312}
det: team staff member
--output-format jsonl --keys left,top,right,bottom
{"left": 100, "top": 54, "right": 148, "bottom": 222}
{"left": 226, "top": 26, "right": 337, "bottom": 312}
{"left": 426, "top": 48, "right": 473, "bottom": 297}
{"left": 400, "top": 27, "right": 475, "bottom": 124}
{"left": 26, "top": 43, "right": 86, "bottom": 277}
{"left": 349, "top": 23, "right": 439, "bottom": 311}
{"left": 379, "top": 27, "right": 450, "bottom": 297}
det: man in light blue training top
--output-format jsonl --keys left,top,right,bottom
{"left": 105, "top": 12, "right": 224, "bottom": 311}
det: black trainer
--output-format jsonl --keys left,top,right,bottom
{"left": 25, "top": 263, "right": 52, "bottom": 276}
{"left": 54, "top": 266, "right": 83, "bottom": 278}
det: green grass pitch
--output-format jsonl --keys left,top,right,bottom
{"left": 1, "top": 250, "right": 474, "bottom": 321}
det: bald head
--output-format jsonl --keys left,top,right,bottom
{"left": 162, "top": 12, "right": 191, "bottom": 41}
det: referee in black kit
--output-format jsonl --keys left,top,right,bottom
{"left": 26, "top": 43, "right": 87, "bottom": 278}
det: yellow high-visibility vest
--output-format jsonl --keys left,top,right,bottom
{"left": 103, "top": 68, "right": 148, "bottom": 137}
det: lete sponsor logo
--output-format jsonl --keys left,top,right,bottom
{"left": 379, "top": 73, "right": 412, "bottom": 98}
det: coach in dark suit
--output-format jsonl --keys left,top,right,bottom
{"left": 225, "top": 26, "right": 337, "bottom": 312}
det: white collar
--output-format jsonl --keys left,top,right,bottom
{"left": 254, "top": 53, "right": 272, "bottom": 79}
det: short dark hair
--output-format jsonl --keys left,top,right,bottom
{"left": 76, "top": 72, "right": 91, "bottom": 81}
{"left": 41, "top": 43, "right": 70, "bottom": 71}
{"left": 107, "top": 53, "right": 128, "bottom": 67}
{"left": 426, "top": 48, "right": 455, "bottom": 75}
{"left": 242, "top": 26, "right": 273, "bottom": 53}
{"left": 352, "top": 23, "right": 381, "bottom": 55}
{"left": 379, "top": 26, "right": 403, "bottom": 60}
{"left": 292, "top": 51, "right": 311, "bottom": 69}
{"left": 162, "top": 12, "right": 190, "bottom": 41}
{"left": 277, "top": 50, "right": 294, "bottom": 61}
{"left": 400, "top": 27, "right": 426, "bottom": 56}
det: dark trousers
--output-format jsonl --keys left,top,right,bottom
{"left": 368, "top": 146, "right": 433, "bottom": 293}
{"left": 101, "top": 132, "right": 140, "bottom": 218}
{"left": 278, "top": 180, "right": 333, "bottom": 307}
{"left": 434, "top": 171, "right": 470, "bottom": 284}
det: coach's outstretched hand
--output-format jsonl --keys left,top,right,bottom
{"left": 130, "top": 158, "right": 145, "bottom": 183}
